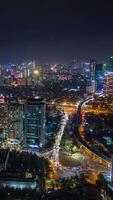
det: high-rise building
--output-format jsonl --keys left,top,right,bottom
{"left": 109, "top": 56, "right": 113, "bottom": 72}
{"left": 7, "top": 98, "right": 23, "bottom": 140}
{"left": 85, "top": 60, "right": 96, "bottom": 94}
{"left": 95, "top": 64, "right": 104, "bottom": 91}
{"left": 23, "top": 98, "right": 45, "bottom": 148}
{"left": 0, "top": 97, "right": 23, "bottom": 141}
{"left": 0, "top": 97, "right": 8, "bottom": 138}
{"left": 104, "top": 72, "right": 113, "bottom": 96}
{"left": 90, "top": 60, "right": 96, "bottom": 81}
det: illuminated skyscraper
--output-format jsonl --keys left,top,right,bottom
{"left": 23, "top": 98, "right": 45, "bottom": 148}
{"left": 86, "top": 60, "right": 96, "bottom": 94}
{"left": 95, "top": 64, "right": 104, "bottom": 91}
{"left": 7, "top": 98, "right": 23, "bottom": 140}
{"left": 0, "top": 97, "right": 23, "bottom": 141}
{"left": 0, "top": 97, "right": 8, "bottom": 138}
{"left": 90, "top": 60, "right": 96, "bottom": 81}
{"left": 104, "top": 72, "right": 113, "bottom": 96}
{"left": 109, "top": 56, "right": 113, "bottom": 72}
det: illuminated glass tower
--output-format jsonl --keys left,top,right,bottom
{"left": 109, "top": 56, "right": 113, "bottom": 72}
{"left": 90, "top": 60, "right": 96, "bottom": 81}
{"left": 86, "top": 60, "right": 96, "bottom": 94}
{"left": 23, "top": 98, "right": 45, "bottom": 149}
{"left": 104, "top": 72, "right": 113, "bottom": 96}
{"left": 95, "top": 64, "right": 104, "bottom": 91}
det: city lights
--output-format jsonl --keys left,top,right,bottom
{"left": 33, "top": 69, "right": 39, "bottom": 75}
{"left": 0, "top": 0, "right": 113, "bottom": 198}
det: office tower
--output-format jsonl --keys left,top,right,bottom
{"left": 104, "top": 72, "right": 113, "bottom": 96}
{"left": 109, "top": 56, "right": 113, "bottom": 72}
{"left": 85, "top": 60, "right": 96, "bottom": 94}
{"left": 95, "top": 64, "right": 104, "bottom": 91}
{"left": 7, "top": 98, "right": 23, "bottom": 140}
{"left": 90, "top": 60, "right": 96, "bottom": 81}
{"left": 23, "top": 98, "right": 45, "bottom": 148}
{"left": 0, "top": 97, "right": 8, "bottom": 138}
{"left": 0, "top": 97, "right": 23, "bottom": 141}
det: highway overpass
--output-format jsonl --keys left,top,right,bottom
{"left": 74, "top": 98, "right": 111, "bottom": 169}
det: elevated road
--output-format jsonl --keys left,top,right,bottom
{"left": 75, "top": 97, "right": 111, "bottom": 169}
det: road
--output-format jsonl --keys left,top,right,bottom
{"left": 74, "top": 97, "right": 113, "bottom": 184}
{"left": 20, "top": 99, "right": 112, "bottom": 182}
{"left": 51, "top": 113, "right": 68, "bottom": 163}
{"left": 5, "top": 98, "right": 112, "bottom": 184}
{"left": 75, "top": 97, "right": 111, "bottom": 168}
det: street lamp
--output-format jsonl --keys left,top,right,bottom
{"left": 34, "top": 69, "right": 39, "bottom": 75}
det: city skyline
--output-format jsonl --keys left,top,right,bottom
{"left": 0, "top": 1, "right": 113, "bottom": 198}
{"left": 0, "top": 1, "right": 113, "bottom": 63}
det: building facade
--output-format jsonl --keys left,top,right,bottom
{"left": 7, "top": 99, "right": 23, "bottom": 140}
{"left": 23, "top": 98, "right": 45, "bottom": 148}
{"left": 104, "top": 72, "right": 113, "bottom": 96}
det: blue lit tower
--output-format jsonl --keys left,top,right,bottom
{"left": 95, "top": 64, "right": 104, "bottom": 91}
{"left": 23, "top": 98, "right": 45, "bottom": 149}
{"left": 109, "top": 56, "right": 113, "bottom": 72}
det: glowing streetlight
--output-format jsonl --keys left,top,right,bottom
{"left": 34, "top": 69, "right": 39, "bottom": 75}
{"left": 33, "top": 69, "right": 40, "bottom": 86}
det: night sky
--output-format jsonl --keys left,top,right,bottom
{"left": 0, "top": 0, "right": 113, "bottom": 63}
